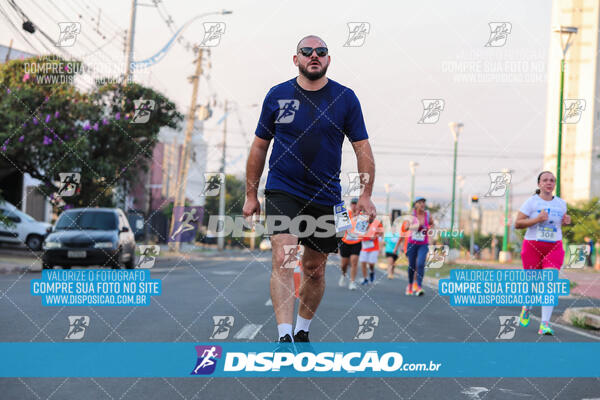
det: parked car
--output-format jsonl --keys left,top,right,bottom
{"left": 0, "top": 201, "right": 51, "bottom": 250}
{"left": 42, "top": 208, "right": 136, "bottom": 269}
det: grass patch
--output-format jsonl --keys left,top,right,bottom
{"left": 570, "top": 281, "right": 578, "bottom": 290}
{"left": 570, "top": 315, "right": 599, "bottom": 330}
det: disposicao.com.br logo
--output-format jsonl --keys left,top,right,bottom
{"left": 190, "top": 344, "right": 442, "bottom": 376}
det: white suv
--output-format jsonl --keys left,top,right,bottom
{"left": 0, "top": 201, "right": 51, "bottom": 250}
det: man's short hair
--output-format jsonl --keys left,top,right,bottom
{"left": 296, "top": 35, "right": 327, "bottom": 53}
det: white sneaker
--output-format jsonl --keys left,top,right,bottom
{"left": 338, "top": 274, "right": 347, "bottom": 287}
{"left": 349, "top": 281, "right": 358, "bottom": 290}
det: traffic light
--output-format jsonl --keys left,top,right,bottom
{"left": 471, "top": 195, "right": 479, "bottom": 203}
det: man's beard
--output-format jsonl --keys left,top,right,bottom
{"left": 299, "top": 62, "right": 328, "bottom": 81}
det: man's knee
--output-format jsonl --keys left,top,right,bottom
{"left": 303, "top": 258, "right": 326, "bottom": 280}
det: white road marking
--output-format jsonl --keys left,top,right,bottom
{"left": 233, "top": 324, "right": 263, "bottom": 340}
{"left": 461, "top": 387, "right": 489, "bottom": 400}
{"left": 211, "top": 270, "right": 238, "bottom": 275}
{"left": 530, "top": 315, "right": 600, "bottom": 341}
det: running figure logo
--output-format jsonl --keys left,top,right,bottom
{"left": 191, "top": 345, "right": 222, "bottom": 375}
{"left": 343, "top": 22, "right": 371, "bottom": 47}
{"left": 131, "top": 99, "right": 155, "bottom": 124}
{"left": 275, "top": 100, "right": 300, "bottom": 124}
{"left": 417, "top": 99, "right": 445, "bottom": 124}
{"left": 354, "top": 316, "right": 379, "bottom": 339}
{"left": 425, "top": 245, "right": 449, "bottom": 269}
{"left": 199, "top": 22, "right": 226, "bottom": 47}
{"left": 496, "top": 316, "right": 519, "bottom": 339}
{"left": 566, "top": 244, "right": 590, "bottom": 269}
{"left": 136, "top": 245, "right": 160, "bottom": 269}
{"left": 170, "top": 207, "right": 201, "bottom": 242}
{"left": 56, "top": 22, "right": 81, "bottom": 47}
{"left": 344, "top": 172, "right": 370, "bottom": 197}
{"left": 484, "top": 22, "right": 512, "bottom": 47}
{"left": 562, "top": 99, "right": 586, "bottom": 124}
{"left": 57, "top": 172, "right": 81, "bottom": 197}
{"left": 484, "top": 172, "right": 512, "bottom": 197}
{"left": 281, "top": 245, "right": 303, "bottom": 269}
{"left": 65, "top": 316, "right": 90, "bottom": 340}
{"left": 202, "top": 173, "right": 224, "bottom": 197}
{"left": 210, "top": 316, "right": 235, "bottom": 339}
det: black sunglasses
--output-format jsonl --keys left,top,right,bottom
{"left": 298, "top": 47, "right": 328, "bottom": 57}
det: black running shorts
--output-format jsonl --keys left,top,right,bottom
{"left": 340, "top": 242, "right": 362, "bottom": 258}
{"left": 264, "top": 190, "right": 341, "bottom": 254}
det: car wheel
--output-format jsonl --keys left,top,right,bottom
{"left": 124, "top": 252, "right": 135, "bottom": 269}
{"left": 26, "top": 235, "right": 43, "bottom": 251}
{"left": 62, "top": 266, "right": 71, "bottom": 270}
{"left": 111, "top": 249, "right": 122, "bottom": 269}
{"left": 42, "top": 262, "right": 53, "bottom": 269}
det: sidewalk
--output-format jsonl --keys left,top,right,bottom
{"left": 0, "top": 244, "right": 251, "bottom": 273}
{"left": 377, "top": 258, "right": 600, "bottom": 300}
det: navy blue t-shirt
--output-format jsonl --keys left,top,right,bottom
{"left": 255, "top": 78, "right": 369, "bottom": 206}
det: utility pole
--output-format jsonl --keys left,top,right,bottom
{"left": 409, "top": 161, "right": 418, "bottom": 208}
{"left": 5, "top": 39, "right": 13, "bottom": 62}
{"left": 125, "top": 0, "right": 137, "bottom": 82}
{"left": 169, "top": 48, "right": 204, "bottom": 252}
{"left": 218, "top": 100, "right": 228, "bottom": 251}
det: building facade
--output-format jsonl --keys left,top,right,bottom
{"left": 544, "top": 0, "right": 600, "bottom": 203}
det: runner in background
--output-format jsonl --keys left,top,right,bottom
{"left": 384, "top": 219, "right": 401, "bottom": 279}
{"left": 514, "top": 171, "right": 571, "bottom": 335}
{"left": 339, "top": 198, "right": 361, "bottom": 290}
{"left": 359, "top": 218, "right": 384, "bottom": 285}
{"left": 405, "top": 197, "right": 433, "bottom": 296}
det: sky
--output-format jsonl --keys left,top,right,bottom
{"left": 0, "top": 0, "right": 555, "bottom": 220}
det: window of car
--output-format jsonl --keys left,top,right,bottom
{"left": 55, "top": 210, "right": 118, "bottom": 230}
{"left": 0, "top": 209, "right": 22, "bottom": 223}
{"left": 11, "top": 209, "right": 35, "bottom": 223}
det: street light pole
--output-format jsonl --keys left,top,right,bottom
{"left": 409, "top": 161, "right": 418, "bottom": 209}
{"left": 553, "top": 26, "right": 578, "bottom": 198}
{"left": 448, "top": 122, "right": 463, "bottom": 250}
{"left": 384, "top": 183, "right": 391, "bottom": 217}
{"left": 457, "top": 175, "right": 464, "bottom": 232}
{"left": 502, "top": 168, "right": 510, "bottom": 253}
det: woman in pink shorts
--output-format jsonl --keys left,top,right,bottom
{"left": 514, "top": 171, "right": 571, "bottom": 335}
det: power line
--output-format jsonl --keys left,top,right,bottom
{"left": 0, "top": 3, "right": 40, "bottom": 54}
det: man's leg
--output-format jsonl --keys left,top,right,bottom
{"left": 349, "top": 254, "right": 359, "bottom": 282}
{"left": 340, "top": 256, "right": 349, "bottom": 276}
{"left": 297, "top": 246, "right": 329, "bottom": 321}
{"left": 270, "top": 233, "right": 299, "bottom": 339}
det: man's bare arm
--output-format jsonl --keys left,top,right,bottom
{"left": 351, "top": 139, "right": 376, "bottom": 219}
{"left": 243, "top": 136, "right": 271, "bottom": 217}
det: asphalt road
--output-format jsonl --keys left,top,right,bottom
{"left": 1, "top": 250, "right": 600, "bottom": 400}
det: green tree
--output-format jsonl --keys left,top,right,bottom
{"left": 0, "top": 56, "right": 182, "bottom": 208}
{"left": 202, "top": 174, "right": 245, "bottom": 226}
{"left": 564, "top": 198, "right": 600, "bottom": 244}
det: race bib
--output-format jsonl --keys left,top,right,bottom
{"left": 345, "top": 229, "right": 359, "bottom": 241}
{"left": 411, "top": 231, "right": 425, "bottom": 241}
{"left": 536, "top": 225, "right": 557, "bottom": 242}
{"left": 333, "top": 203, "right": 352, "bottom": 233}
{"left": 355, "top": 214, "right": 369, "bottom": 236}
{"left": 362, "top": 240, "right": 374, "bottom": 249}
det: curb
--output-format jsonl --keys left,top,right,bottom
{"left": 562, "top": 307, "right": 600, "bottom": 330}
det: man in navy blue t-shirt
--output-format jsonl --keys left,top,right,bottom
{"left": 243, "top": 35, "right": 376, "bottom": 344}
